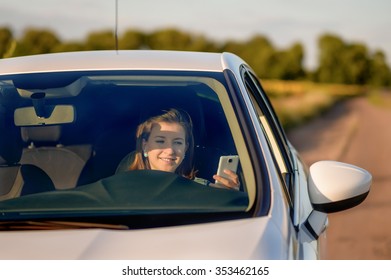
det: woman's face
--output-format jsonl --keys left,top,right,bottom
{"left": 142, "top": 121, "right": 188, "bottom": 173}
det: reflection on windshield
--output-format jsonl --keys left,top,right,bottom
{"left": 0, "top": 73, "right": 252, "bottom": 225}
{"left": 0, "top": 171, "right": 249, "bottom": 227}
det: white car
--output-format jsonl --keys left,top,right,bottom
{"left": 0, "top": 50, "right": 371, "bottom": 259}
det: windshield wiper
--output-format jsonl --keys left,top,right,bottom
{"left": 0, "top": 220, "right": 129, "bottom": 231}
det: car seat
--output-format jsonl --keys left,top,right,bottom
{"left": 0, "top": 112, "right": 55, "bottom": 200}
{"left": 20, "top": 125, "right": 92, "bottom": 189}
{"left": 76, "top": 121, "right": 137, "bottom": 186}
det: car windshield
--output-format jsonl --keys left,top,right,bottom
{"left": 0, "top": 71, "right": 255, "bottom": 227}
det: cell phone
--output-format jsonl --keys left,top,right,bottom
{"left": 215, "top": 155, "right": 239, "bottom": 184}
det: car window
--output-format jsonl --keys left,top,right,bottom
{"left": 242, "top": 68, "right": 294, "bottom": 202}
{"left": 0, "top": 71, "right": 255, "bottom": 227}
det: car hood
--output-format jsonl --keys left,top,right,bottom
{"left": 0, "top": 216, "right": 289, "bottom": 260}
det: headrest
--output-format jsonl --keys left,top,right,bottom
{"left": 0, "top": 138, "right": 23, "bottom": 165}
{"left": 21, "top": 125, "right": 61, "bottom": 145}
{"left": 0, "top": 109, "right": 23, "bottom": 165}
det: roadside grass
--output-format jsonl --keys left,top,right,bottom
{"left": 261, "top": 79, "right": 367, "bottom": 130}
{"left": 367, "top": 89, "right": 391, "bottom": 109}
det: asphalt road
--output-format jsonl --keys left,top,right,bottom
{"left": 287, "top": 95, "right": 391, "bottom": 259}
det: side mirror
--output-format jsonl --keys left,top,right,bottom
{"left": 308, "top": 160, "right": 372, "bottom": 213}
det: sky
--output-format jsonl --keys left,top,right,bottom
{"left": 0, "top": 0, "right": 390, "bottom": 69}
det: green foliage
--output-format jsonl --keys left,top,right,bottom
{"left": 223, "top": 35, "right": 275, "bottom": 78}
{"left": 315, "top": 34, "right": 345, "bottom": 83}
{"left": 146, "top": 28, "right": 217, "bottom": 52}
{"left": 222, "top": 35, "right": 306, "bottom": 81}
{"left": 314, "top": 33, "right": 391, "bottom": 86}
{"left": 12, "top": 28, "right": 61, "bottom": 56}
{"left": 367, "top": 89, "right": 391, "bottom": 108}
{"left": 263, "top": 80, "right": 367, "bottom": 129}
{"left": 52, "top": 41, "right": 85, "bottom": 53}
{"left": 119, "top": 29, "right": 145, "bottom": 50}
{"left": 1, "top": 26, "right": 390, "bottom": 86}
{"left": 0, "top": 27, "right": 14, "bottom": 58}
{"left": 368, "top": 51, "right": 391, "bottom": 87}
{"left": 271, "top": 43, "right": 305, "bottom": 80}
{"left": 84, "top": 30, "right": 116, "bottom": 50}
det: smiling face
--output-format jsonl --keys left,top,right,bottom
{"left": 142, "top": 121, "right": 188, "bottom": 173}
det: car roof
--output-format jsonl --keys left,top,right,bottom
{"left": 0, "top": 50, "right": 246, "bottom": 75}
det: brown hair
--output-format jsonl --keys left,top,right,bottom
{"left": 129, "top": 108, "right": 196, "bottom": 179}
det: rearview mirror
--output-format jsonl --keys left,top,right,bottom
{"left": 14, "top": 105, "right": 75, "bottom": 126}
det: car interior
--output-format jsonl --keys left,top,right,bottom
{"left": 0, "top": 74, "right": 244, "bottom": 203}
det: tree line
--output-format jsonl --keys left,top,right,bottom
{"left": 1, "top": 26, "right": 390, "bottom": 86}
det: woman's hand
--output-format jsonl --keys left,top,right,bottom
{"left": 211, "top": 169, "right": 240, "bottom": 190}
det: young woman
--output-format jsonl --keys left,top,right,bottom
{"left": 126, "top": 108, "right": 240, "bottom": 189}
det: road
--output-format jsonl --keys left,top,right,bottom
{"left": 287, "top": 95, "right": 391, "bottom": 259}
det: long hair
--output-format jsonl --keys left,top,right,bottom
{"left": 129, "top": 108, "right": 196, "bottom": 179}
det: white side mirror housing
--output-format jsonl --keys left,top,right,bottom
{"left": 308, "top": 161, "right": 372, "bottom": 213}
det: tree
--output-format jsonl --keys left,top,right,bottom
{"left": 84, "top": 30, "right": 116, "bottom": 50}
{"left": 271, "top": 42, "right": 305, "bottom": 80}
{"left": 147, "top": 28, "right": 190, "bottom": 50}
{"left": 223, "top": 35, "right": 305, "bottom": 80}
{"left": 52, "top": 41, "right": 85, "bottom": 53}
{"left": 2, "top": 24, "right": 390, "bottom": 86}
{"left": 13, "top": 28, "right": 60, "bottom": 56}
{"left": 315, "top": 34, "right": 346, "bottom": 83}
{"left": 0, "top": 27, "right": 14, "bottom": 58}
{"left": 146, "top": 28, "right": 216, "bottom": 52}
{"left": 120, "top": 29, "right": 146, "bottom": 50}
{"left": 368, "top": 50, "right": 391, "bottom": 86}
{"left": 314, "top": 33, "right": 382, "bottom": 85}
{"left": 343, "top": 43, "right": 370, "bottom": 84}
{"left": 223, "top": 35, "right": 276, "bottom": 78}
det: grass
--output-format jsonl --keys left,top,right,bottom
{"left": 261, "top": 79, "right": 368, "bottom": 130}
{"left": 367, "top": 89, "right": 391, "bottom": 109}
